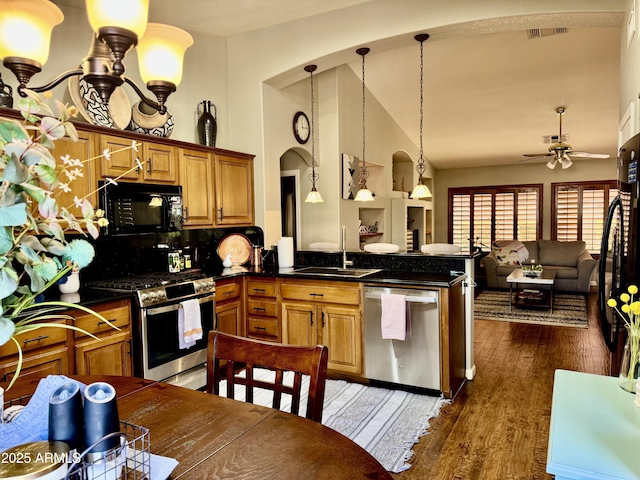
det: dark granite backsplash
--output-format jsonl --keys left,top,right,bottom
{"left": 80, "top": 226, "right": 264, "bottom": 281}
{"left": 294, "top": 251, "right": 467, "bottom": 275}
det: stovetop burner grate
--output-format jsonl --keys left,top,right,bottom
{"left": 87, "top": 270, "right": 208, "bottom": 292}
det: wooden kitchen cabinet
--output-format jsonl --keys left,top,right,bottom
{"left": 98, "top": 133, "right": 178, "bottom": 184}
{"left": 280, "top": 279, "right": 363, "bottom": 375}
{"left": 245, "top": 277, "right": 279, "bottom": 341}
{"left": 180, "top": 147, "right": 215, "bottom": 228}
{"left": 71, "top": 299, "right": 132, "bottom": 377}
{"left": 0, "top": 318, "right": 71, "bottom": 391}
{"left": 214, "top": 153, "right": 254, "bottom": 226}
{"left": 51, "top": 130, "right": 98, "bottom": 217}
{"left": 215, "top": 277, "right": 244, "bottom": 336}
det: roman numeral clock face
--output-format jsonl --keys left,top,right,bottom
{"left": 293, "top": 111, "right": 310, "bottom": 144}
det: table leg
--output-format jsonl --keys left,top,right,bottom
{"left": 510, "top": 283, "right": 513, "bottom": 311}
{"left": 550, "top": 284, "right": 554, "bottom": 314}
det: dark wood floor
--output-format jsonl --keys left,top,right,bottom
{"left": 392, "top": 292, "right": 610, "bottom": 480}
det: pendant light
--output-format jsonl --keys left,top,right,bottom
{"left": 354, "top": 47, "right": 374, "bottom": 202}
{"left": 304, "top": 64, "right": 323, "bottom": 203}
{"left": 411, "top": 34, "right": 433, "bottom": 200}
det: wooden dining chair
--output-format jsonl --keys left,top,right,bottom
{"left": 206, "top": 330, "right": 329, "bottom": 423}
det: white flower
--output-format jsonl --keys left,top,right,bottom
{"left": 131, "top": 140, "right": 138, "bottom": 152}
{"left": 58, "top": 183, "right": 71, "bottom": 193}
{"left": 103, "top": 149, "right": 111, "bottom": 160}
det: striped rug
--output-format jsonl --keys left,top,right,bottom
{"left": 219, "top": 369, "right": 448, "bottom": 473}
{"left": 474, "top": 289, "right": 588, "bottom": 328}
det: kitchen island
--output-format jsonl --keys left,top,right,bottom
{"left": 212, "top": 248, "right": 475, "bottom": 400}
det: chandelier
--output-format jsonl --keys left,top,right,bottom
{"left": 354, "top": 47, "right": 374, "bottom": 202}
{"left": 0, "top": 0, "right": 193, "bottom": 114}
{"left": 304, "top": 64, "right": 323, "bottom": 203}
{"left": 410, "top": 33, "right": 432, "bottom": 199}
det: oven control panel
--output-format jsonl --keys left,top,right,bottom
{"left": 137, "top": 278, "right": 215, "bottom": 307}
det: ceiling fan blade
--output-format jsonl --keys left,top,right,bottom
{"left": 569, "top": 151, "right": 611, "bottom": 159}
{"left": 518, "top": 155, "right": 549, "bottom": 162}
{"left": 523, "top": 153, "right": 553, "bottom": 158}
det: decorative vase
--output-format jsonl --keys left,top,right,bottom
{"left": 59, "top": 271, "right": 80, "bottom": 294}
{"left": 619, "top": 325, "right": 640, "bottom": 393}
{"left": 197, "top": 100, "right": 217, "bottom": 147}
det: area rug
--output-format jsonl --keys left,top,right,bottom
{"left": 219, "top": 369, "right": 448, "bottom": 473}
{"left": 474, "top": 289, "right": 588, "bottom": 328}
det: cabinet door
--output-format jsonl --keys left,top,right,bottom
{"left": 282, "top": 302, "right": 317, "bottom": 347}
{"left": 216, "top": 300, "right": 243, "bottom": 336}
{"left": 214, "top": 154, "right": 254, "bottom": 225}
{"left": 321, "top": 305, "right": 362, "bottom": 374}
{"left": 51, "top": 130, "right": 97, "bottom": 217}
{"left": 99, "top": 134, "right": 140, "bottom": 181}
{"left": 75, "top": 330, "right": 132, "bottom": 376}
{"left": 142, "top": 142, "right": 178, "bottom": 184}
{"left": 0, "top": 348, "right": 69, "bottom": 391}
{"left": 180, "top": 148, "right": 215, "bottom": 227}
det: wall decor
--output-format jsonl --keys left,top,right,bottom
{"left": 342, "top": 153, "right": 360, "bottom": 200}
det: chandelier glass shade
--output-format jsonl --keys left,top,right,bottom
{"left": 410, "top": 33, "right": 432, "bottom": 200}
{"left": 304, "top": 64, "right": 323, "bottom": 203}
{"left": 354, "top": 47, "right": 374, "bottom": 202}
{"left": 546, "top": 152, "right": 573, "bottom": 170}
{"left": 0, "top": 0, "right": 193, "bottom": 114}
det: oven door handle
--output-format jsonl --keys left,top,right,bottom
{"left": 145, "top": 294, "right": 216, "bottom": 316}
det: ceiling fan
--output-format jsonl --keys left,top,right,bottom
{"left": 521, "top": 106, "right": 610, "bottom": 169}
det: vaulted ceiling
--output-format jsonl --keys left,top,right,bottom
{"left": 53, "top": 0, "right": 623, "bottom": 170}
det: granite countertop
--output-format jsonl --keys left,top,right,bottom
{"left": 212, "top": 265, "right": 466, "bottom": 288}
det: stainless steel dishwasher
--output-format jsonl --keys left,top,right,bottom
{"left": 364, "top": 286, "right": 440, "bottom": 390}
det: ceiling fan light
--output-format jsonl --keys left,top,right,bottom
{"left": 546, "top": 159, "right": 557, "bottom": 169}
{"left": 561, "top": 157, "right": 573, "bottom": 169}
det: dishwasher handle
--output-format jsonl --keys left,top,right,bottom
{"left": 364, "top": 293, "right": 437, "bottom": 304}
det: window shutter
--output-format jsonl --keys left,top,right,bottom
{"left": 473, "top": 193, "right": 493, "bottom": 246}
{"left": 556, "top": 187, "right": 579, "bottom": 242}
{"left": 517, "top": 190, "right": 538, "bottom": 241}
{"left": 452, "top": 194, "right": 470, "bottom": 248}
{"left": 495, "top": 192, "right": 514, "bottom": 240}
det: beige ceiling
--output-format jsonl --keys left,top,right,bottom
{"left": 53, "top": 1, "right": 623, "bottom": 170}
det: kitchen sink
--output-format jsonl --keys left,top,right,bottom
{"left": 285, "top": 266, "right": 382, "bottom": 278}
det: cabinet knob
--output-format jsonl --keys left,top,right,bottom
{"left": 23, "top": 335, "right": 48, "bottom": 344}
{"left": 147, "top": 158, "right": 153, "bottom": 174}
{"left": 218, "top": 208, "right": 223, "bottom": 222}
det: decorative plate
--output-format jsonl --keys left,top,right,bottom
{"left": 68, "top": 76, "right": 131, "bottom": 129}
{"left": 217, "top": 234, "right": 252, "bottom": 265}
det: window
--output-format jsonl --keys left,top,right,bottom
{"left": 449, "top": 185, "right": 542, "bottom": 250}
{"left": 551, "top": 181, "right": 618, "bottom": 253}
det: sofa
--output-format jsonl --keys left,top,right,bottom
{"left": 481, "top": 239, "right": 596, "bottom": 293}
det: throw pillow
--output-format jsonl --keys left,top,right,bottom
{"left": 492, "top": 240, "right": 530, "bottom": 265}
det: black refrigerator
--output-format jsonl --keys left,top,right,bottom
{"left": 598, "top": 133, "right": 639, "bottom": 374}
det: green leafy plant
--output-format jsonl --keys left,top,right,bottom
{"left": 0, "top": 90, "right": 132, "bottom": 389}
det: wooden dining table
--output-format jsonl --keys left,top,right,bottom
{"left": 6, "top": 375, "right": 393, "bottom": 479}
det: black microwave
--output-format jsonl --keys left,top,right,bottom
{"left": 99, "top": 181, "right": 183, "bottom": 235}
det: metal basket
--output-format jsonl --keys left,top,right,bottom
{"left": 69, "top": 421, "right": 150, "bottom": 480}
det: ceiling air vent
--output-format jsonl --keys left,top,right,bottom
{"left": 543, "top": 134, "right": 568, "bottom": 144}
{"left": 527, "top": 28, "right": 568, "bottom": 40}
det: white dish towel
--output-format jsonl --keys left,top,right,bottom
{"left": 381, "top": 294, "right": 408, "bottom": 341}
{"left": 178, "top": 299, "right": 203, "bottom": 349}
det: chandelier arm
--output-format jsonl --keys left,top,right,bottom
{"left": 123, "top": 77, "right": 162, "bottom": 112}
{"left": 15, "top": 68, "right": 82, "bottom": 98}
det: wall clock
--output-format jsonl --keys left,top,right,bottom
{"left": 293, "top": 111, "right": 310, "bottom": 144}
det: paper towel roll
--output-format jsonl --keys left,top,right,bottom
{"left": 277, "top": 237, "right": 294, "bottom": 268}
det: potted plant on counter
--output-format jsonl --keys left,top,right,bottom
{"left": 0, "top": 90, "right": 123, "bottom": 389}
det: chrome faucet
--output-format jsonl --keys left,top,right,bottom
{"left": 342, "top": 225, "right": 353, "bottom": 269}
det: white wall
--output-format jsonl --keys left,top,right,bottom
{"left": 620, "top": 0, "right": 640, "bottom": 142}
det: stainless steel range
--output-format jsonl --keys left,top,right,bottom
{"left": 87, "top": 272, "right": 215, "bottom": 390}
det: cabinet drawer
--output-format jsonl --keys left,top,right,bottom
{"left": 0, "top": 320, "right": 68, "bottom": 358}
{"left": 74, "top": 306, "right": 131, "bottom": 338}
{"left": 246, "top": 299, "right": 277, "bottom": 317}
{"left": 216, "top": 282, "right": 241, "bottom": 302}
{"left": 1, "top": 347, "right": 69, "bottom": 391}
{"left": 246, "top": 317, "right": 279, "bottom": 338}
{"left": 246, "top": 280, "right": 276, "bottom": 298}
{"left": 280, "top": 283, "right": 361, "bottom": 305}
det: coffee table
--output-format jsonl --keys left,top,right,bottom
{"left": 506, "top": 268, "right": 556, "bottom": 313}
